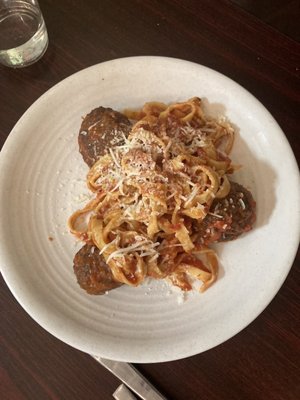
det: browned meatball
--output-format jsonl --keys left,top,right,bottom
{"left": 73, "top": 244, "right": 122, "bottom": 294}
{"left": 78, "top": 107, "right": 132, "bottom": 167}
{"left": 194, "top": 181, "right": 256, "bottom": 244}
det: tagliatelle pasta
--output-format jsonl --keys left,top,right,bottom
{"left": 69, "top": 97, "right": 243, "bottom": 292}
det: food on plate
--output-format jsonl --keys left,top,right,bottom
{"left": 193, "top": 181, "right": 256, "bottom": 244}
{"left": 69, "top": 97, "right": 256, "bottom": 294}
{"left": 78, "top": 106, "right": 132, "bottom": 167}
{"left": 73, "top": 244, "right": 122, "bottom": 294}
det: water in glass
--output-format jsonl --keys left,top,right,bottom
{"left": 0, "top": 0, "right": 48, "bottom": 67}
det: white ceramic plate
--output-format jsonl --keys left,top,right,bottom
{"left": 0, "top": 57, "right": 299, "bottom": 363}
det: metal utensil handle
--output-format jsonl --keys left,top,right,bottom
{"left": 93, "top": 356, "right": 167, "bottom": 400}
{"left": 113, "top": 383, "right": 137, "bottom": 400}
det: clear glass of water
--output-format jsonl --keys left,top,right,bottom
{"left": 0, "top": 0, "right": 48, "bottom": 67}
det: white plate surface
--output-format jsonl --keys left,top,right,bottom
{"left": 0, "top": 56, "right": 299, "bottom": 363}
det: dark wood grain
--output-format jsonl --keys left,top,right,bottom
{"left": 1, "top": 1, "right": 299, "bottom": 399}
{"left": 231, "top": 0, "right": 300, "bottom": 41}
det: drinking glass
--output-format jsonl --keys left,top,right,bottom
{"left": 0, "top": 0, "right": 48, "bottom": 67}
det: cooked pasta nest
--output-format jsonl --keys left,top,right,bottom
{"left": 69, "top": 97, "right": 241, "bottom": 292}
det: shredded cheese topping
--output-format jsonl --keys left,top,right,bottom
{"left": 69, "top": 97, "right": 237, "bottom": 292}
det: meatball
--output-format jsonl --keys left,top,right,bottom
{"left": 73, "top": 244, "right": 122, "bottom": 294}
{"left": 78, "top": 106, "right": 132, "bottom": 167}
{"left": 194, "top": 181, "right": 256, "bottom": 244}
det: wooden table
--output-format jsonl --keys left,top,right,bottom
{"left": 1, "top": 1, "right": 299, "bottom": 399}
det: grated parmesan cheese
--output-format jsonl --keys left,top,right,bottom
{"left": 239, "top": 198, "right": 246, "bottom": 210}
